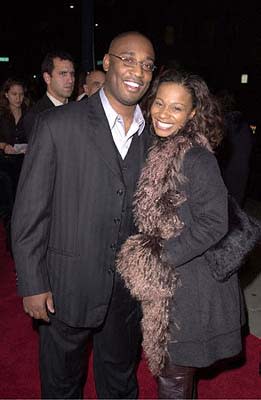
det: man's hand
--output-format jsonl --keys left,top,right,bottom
{"left": 23, "top": 292, "right": 55, "bottom": 322}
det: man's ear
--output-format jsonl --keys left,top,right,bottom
{"left": 43, "top": 72, "right": 51, "bottom": 85}
{"left": 83, "top": 84, "right": 89, "bottom": 96}
{"left": 103, "top": 54, "right": 110, "bottom": 72}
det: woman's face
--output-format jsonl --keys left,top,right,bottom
{"left": 5, "top": 84, "right": 24, "bottom": 109}
{"left": 150, "top": 82, "right": 195, "bottom": 138}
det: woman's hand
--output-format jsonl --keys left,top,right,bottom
{"left": 4, "top": 144, "right": 17, "bottom": 154}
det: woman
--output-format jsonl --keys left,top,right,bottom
{"left": 0, "top": 77, "right": 29, "bottom": 154}
{"left": 0, "top": 78, "right": 29, "bottom": 215}
{"left": 116, "top": 69, "right": 245, "bottom": 399}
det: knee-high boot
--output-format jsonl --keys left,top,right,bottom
{"left": 158, "top": 361, "right": 197, "bottom": 399}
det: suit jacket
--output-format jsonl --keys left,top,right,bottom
{"left": 11, "top": 93, "right": 152, "bottom": 327}
{"left": 23, "top": 94, "right": 55, "bottom": 141}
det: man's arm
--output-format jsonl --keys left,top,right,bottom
{"left": 11, "top": 113, "right": 57, "bottom": 319}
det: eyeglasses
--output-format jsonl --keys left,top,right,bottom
{"left": 109, "top": 53, "right": 156, "bottom": 72}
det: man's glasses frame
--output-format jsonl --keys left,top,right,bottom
{"left": 109, "top": 53, "right": 156, "bottom": 72}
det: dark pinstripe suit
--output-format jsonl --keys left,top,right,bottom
{"left": 11, "top": 92, "right": 152, "bottom": 398}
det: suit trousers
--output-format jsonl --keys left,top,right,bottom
{"left": 39, "top": 273, "right": 142, "bottom": 399}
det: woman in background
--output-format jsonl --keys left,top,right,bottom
{"left": 0, "top": 78, "right": 30, "bottom": 229}
{"left": 0, "top": 77, "right": 29, "bottom": 154}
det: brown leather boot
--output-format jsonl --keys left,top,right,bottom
{"left": 158, "top": 361, "right": 197, "bottom": 399}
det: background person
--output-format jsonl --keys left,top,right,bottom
{"left": 0, "top": 77, "right": 30, "bottom": 251}
{"left": 73, "top": 69, "right": 88, "bottom": 101}
{"left": 117, "top": 68, "right": 246, "bottom": 399}
{"left": 23, "top": 50, "right": 75, "bottom": 140}
{"left": 0, "top": 77, "right": 29, "bottom": 153}
{"left": 77, "top": 69, "right": 106, "bottom": 100}
{"left": 215, "top": 89, "right": 254, "bottom": 207}
{"left": 11, "top": 31, "right": 156, "bottom": 399}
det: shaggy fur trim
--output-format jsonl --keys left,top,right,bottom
{"left": 117, "top": 234, "right": 177, "bottom": 301}
{"left": 205, "top": 195, "right": 261, "bottom": 281}
{"left": 116, "top": 234, "right": 177, "bottom": 375}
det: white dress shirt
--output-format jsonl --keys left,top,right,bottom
{"left": 99, "top": 88, "right": 145, "bottom": 159}
{"left": 46, "top": 92, "right": 69, "bottom": 107}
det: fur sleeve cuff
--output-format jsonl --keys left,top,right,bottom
{"left": 116, "top": 234, "right": 177, "bottom": 301}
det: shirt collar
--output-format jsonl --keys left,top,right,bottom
{"left": 46, "top": 92, "right": 68, "bottom": 107}
{"left": 99, "top": 88, "right": 145, "bottom": 136}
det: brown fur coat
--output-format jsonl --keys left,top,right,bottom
{"left": 116, "top": 133, "right": 212, "bottom": 376}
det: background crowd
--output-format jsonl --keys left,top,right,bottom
{"left": 0, "top": 51, "right": 107, "bottom": 249}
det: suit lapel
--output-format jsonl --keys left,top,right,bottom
{"left": 86, "top": 95, "right": 123, "bottom": 181}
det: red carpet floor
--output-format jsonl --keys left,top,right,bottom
{"left": 1, "top": 221, "right": 261, "bottom": 399}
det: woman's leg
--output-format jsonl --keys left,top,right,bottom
{"left": 158, "top": 358, "right": 197, "bottom": 399}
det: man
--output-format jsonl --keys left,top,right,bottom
{"left": 215, "top": 90, "right": 254, "bottom": 207}
{"left": 23, "top": 50, "right": 75, "bottom": 140}
{"left": 77, "top": 69, "right": 106, "bottom": 100}
{"left": 11, "top": 31, "right": 156, "bottom": 399}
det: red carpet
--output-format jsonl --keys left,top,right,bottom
{"left": 1, "top": 221, "right": 261, "bottom": 399}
